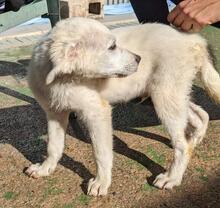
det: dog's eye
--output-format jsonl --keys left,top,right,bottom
{"left": 108, "top": 44, "right": 116, "bottom": 50}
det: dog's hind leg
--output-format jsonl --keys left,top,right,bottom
{"left": 186, "top": 102, "right": 209, "bottom": 146}
{"left": 150, "top": 89, "right": 192, "bottom": 189}
{"left": 80, "top": 99, "right": 113, "bottom": 196}
{"left": 25, "top": 111, "right": 69, "bottom": 178}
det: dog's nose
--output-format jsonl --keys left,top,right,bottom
{"left": 135, "top": 55, "right": 141, "bottom": 63}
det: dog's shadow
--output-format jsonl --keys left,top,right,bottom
{"left": 0, "top": 59, "right": 220, "bottom": 193}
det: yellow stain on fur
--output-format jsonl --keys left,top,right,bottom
{"left": 192, "top": 43, "right": 202, "bottom": 52}
{"left": 187, "top": 145, "right": 193, "bottom": 157}
{"left": 101, "top": 99, "right": 109, "bottom": 107}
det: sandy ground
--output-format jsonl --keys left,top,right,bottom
{"left": 0, "top": 26, "right": 220, "bottom": 208}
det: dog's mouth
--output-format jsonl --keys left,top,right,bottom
{"left": 115, "top": 68, "right": 138, "bottom": 78}
{"left": 115, "top": 73, "right": 128, "bottom": 78}
{"left": 96, "top": 67, "right": 138, "bottom": 79}
{"left": 115, "top": 67, "right": 139, "bottom": 78}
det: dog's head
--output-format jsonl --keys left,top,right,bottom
{"left": 46, "top": 17, "right": 140, "bottom": 84}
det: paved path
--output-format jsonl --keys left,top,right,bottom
{"left": 0, "top": 14, "right": 138, "bottom": 50}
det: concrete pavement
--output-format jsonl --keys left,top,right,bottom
{"left": 0, "top": 14, "right": 138, "bottom": 50}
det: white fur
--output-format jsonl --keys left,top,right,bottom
{"left": 26, "top": 17, "right": 220, "bottom": 196}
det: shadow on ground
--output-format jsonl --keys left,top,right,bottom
{"left": 0, "top": 60, "right": 220, "bottom": 205}
{"left": 137, "top": 174, "right": 220, "bottom": 208}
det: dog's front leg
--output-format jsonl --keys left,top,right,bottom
{"left": 82, "top": 99, "right": 113, "bottom": 196}
{"left": 26, "top": 111, "right": 69, "bottom": 178}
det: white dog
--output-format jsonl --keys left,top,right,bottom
{"left": 26, "top": 17, "right": 220, "bottom": 196}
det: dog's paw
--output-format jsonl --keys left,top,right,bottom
{"left": 87, "top": 178, "right": 109, "bottom": 196}
{"left": 153, "top": 173, "right": 181, "bottom": 189}
{"left": 25, "top": 163, "right": 54, "bottom": 178}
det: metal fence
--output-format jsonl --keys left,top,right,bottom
{"left": 105, "top": 0, "right": 130, "bottom": 5}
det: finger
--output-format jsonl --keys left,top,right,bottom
{"left": 178, "top": 0, "right": 192, "bottom": 9}
{"left": 194, "top": 9, "right": 213, "bottom": 25}
{"left": 183, "top": 3, "right": 204, "bottom": 17}
{"left": 183, "top": 3, "right": 208, "bottom": 19}
{"left": 190, "top": 22, "right": 203, "bottom": 33}
{"left": 193, "top": 3, "right": 219, "bottom": 26}
{"left": 172, "top": 12, "right": 186, "bottom": 27}
{"left": 167, "top": 0, "right": 191, "bottom": 23}
{"left": 180, "top": 18, "right": 194, "bottom": 31}
{"left": 167, "top": 6, "right": 181, "bottom": 23}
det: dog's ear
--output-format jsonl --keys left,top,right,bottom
{"left": 46, "top": 42, "right": 81, "bottom": 85}
{"left": 46, "top": 66, "right": 60, "bottom": 85}
{"left": 65, "top": 43, "right": 80, "bottom": 60}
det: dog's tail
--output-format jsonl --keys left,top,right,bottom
{"left": 199, "top": 45, "right": 220, "bottom": 104}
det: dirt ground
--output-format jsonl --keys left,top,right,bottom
{"left": 0, "top": 26, "right": 220, "bottom": 208}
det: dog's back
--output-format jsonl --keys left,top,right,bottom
{"left": 112, "top": 23, "right": 220, "bottom": 104}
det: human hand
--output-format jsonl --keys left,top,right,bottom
{"left": 168, "top": 0, "right": 220, "bottom": 32}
